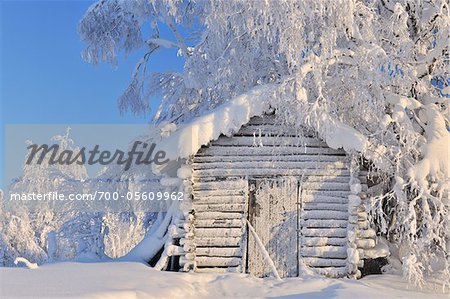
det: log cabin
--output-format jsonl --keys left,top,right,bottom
{"left": 152, "top": 88, "right": 389, "bottom": 278}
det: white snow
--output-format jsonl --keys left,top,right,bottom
{"left": 153, "top": 84, "right": 275, "bottom": 163}
{"left": 346, "top": 247, "right": 360, "bottom": 265}
{"left": 153, "top": 82, "right": 370, "bottom": 171}
{"left": 320, "top": 116, "right": 368, "bottom": 153}
{"left": 363, "top": 238, "right": 390, "bottom": 259}
{"left": 177, "top": 165, "right": 192, "bottom": 179}
{"left": 350, "top": 183, "right": 362, "bottom": 194}
{"left": 118, "top": 204, "right": 176, "bottom": 263}
{"left": 407, "top": 104, "right": 450, "bottom": 192}
{"left": 160, "top": 122, "right": 177, "bottom": 138}
{"left": 0, "top": 262, "right": 447, "bottom": 299}
{"left": 13, "top": 257, "right": 38, "bottom": 270}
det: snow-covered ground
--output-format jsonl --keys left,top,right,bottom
{"left": 0, "top": 262, "right": 447, "bottom": 299}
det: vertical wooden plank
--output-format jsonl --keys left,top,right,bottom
{"left": 283, "top": 177, "right": 299, "bottom": 277}
{"left": 247, "top": 179, "right": 267, "bottom": 277}
{"left": 247, "top": 177, "right": 299, "bottom": 278}
{"left": 240, "top": 179, "right": 249, "bottom": 274}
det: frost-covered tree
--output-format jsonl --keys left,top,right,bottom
{"left": 0, "top": 207, "right": 48, "bottom": 266}
{"left": 79, "top": 0, "right": 449, "bottom": 284}
{"left": 3, "top": 129, "right": 105, "bottom": 265}
{"left": 1, "top": 131, "right": 164, "bottom": 265}
{"left": 10, "top": 128, "right": 88, "bottom": 198}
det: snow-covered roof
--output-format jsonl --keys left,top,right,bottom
{"left": 154, "top": 84, "right": 368, "bottom": 166}
{"left": 155, "top": 84, "right": 275, "bottom": 161}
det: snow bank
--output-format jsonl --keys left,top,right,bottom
{"left": 0, "top": 262, "right": 447, "bottom": 298}
{"left": 154, "top": 84, "right": 276, "bottom": 162}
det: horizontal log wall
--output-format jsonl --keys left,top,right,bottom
{"left": 190, "top": 115, "right": 370, "bottom": 276}
{"left": 190, "top": 178, "right": 248, "bottom": 273}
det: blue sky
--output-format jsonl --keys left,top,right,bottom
{"left": 0, "top": 0, "right": 184, "bottom": 188}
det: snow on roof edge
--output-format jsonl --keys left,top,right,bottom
{"left": 155, "top": 84, "right": 276, "bottom": 162}
{"left": 153, "top": 83, "right": 370, "bottom": 175}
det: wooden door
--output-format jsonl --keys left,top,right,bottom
{"left": 247, "top": 177, "right": 299, "bottom": 278}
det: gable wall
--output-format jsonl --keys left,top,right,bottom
{"left": 186, "top": 115, "right": 372, "bottom": 277}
